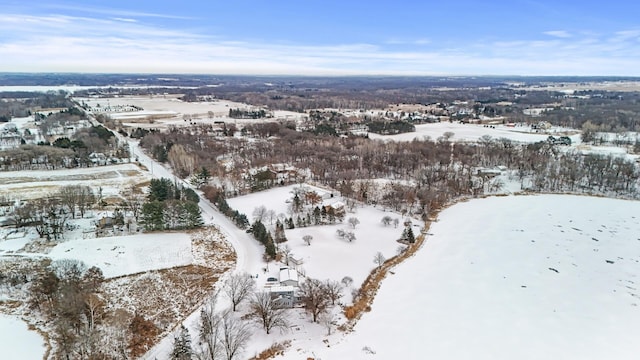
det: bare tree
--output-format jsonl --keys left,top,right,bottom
{"left": 58, "top": 185, "right": 80, "bottom": 218}
{"left": 323, "top": 279, "right": 343, "bottom": 305}
{"left": 84, "top": 293, "right": 104, "bottom": 331}
{"left": 252, "top": 205, "right": 268, "bottom": 222}
{"left": 281, "top": 245, "right": 292, "bottom": 266}
{"left": 341, "top": 276, "right": 353, "bottom": 288}
{"left": 319, "top": 312, "right": 337, "bottom": 335}
{"left": 299, "top": 278, "right": 330, "bottom": 322}
{"left": 374, "top": 252, "right": 386, "bottom": 268}
{"left": 9, "top": 202, "right": 35, "bottom": 229}
{"left": 266, "top": 209, "right": 276, "bottom": 225}
{"left": 224, "top": 273, "right": 255, "bottom": 312}
{"left": 348, "top": 217, "right": 360, "bottom": 229}
{"left": 76, "top": 185, "right": 95, "bottom": 218}
{"left": 220, "top": 311, "right": 251, "bottom": 360}
{"left": 302, "top": 234, "right": 313, "bottom": 246}
{"left": 124, "top": 186, "right": 144, "bottom": 221}
{"left": 248, "top": 292, "right": 289, "bottom": 334}
{"left": 196, "top": 295, "right": 223, "bottom": 360}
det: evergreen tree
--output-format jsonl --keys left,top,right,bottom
{"left": 401, "top": 226, "right": 416, "bottom": 243}
{"left": 141, "top": 200, "right": 165, "bottom": 231}
{"left": 171, "top": 325, "right": 193, "bottom": 360}
{"left": 148, "top": 178, "right": 174, "bottom": 202}
{"left": 265, "top": 235, "right": 277, "bottom": 259}
{"left": 182, "top": 201, "right": 204, "bottom": 229}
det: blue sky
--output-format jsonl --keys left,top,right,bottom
{"left": 1, "top": 0, "right": 639, "bottom": 75}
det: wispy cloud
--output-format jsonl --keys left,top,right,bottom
{"left": 40, "top": 3, "right": 194, "bottom": 20}
{"left": 543, "top": 30, "right": 572, "bottom": 38}
{"left": 1, "top": 13, "right": 639, "bottom": 76}
{"left": 112, "top": 17, "right": 137, "bottom": 23}
{"left": 385, "top": 38, "right": 431, "bottom": 46}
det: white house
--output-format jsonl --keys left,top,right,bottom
{"left": 267, "top": 286, "right": 296, "bottom": 308}
{"left": 279, "top": 267, "right": 299, "bottom": 287}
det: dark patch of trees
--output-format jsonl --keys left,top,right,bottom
{"left": 29, "top": 259, "right": 107, "bottom": 359}
{"left": 247, "top": 220, "right": 277, "bottom": 259}
{"left": 366, "top": 120, "right": 415, "bottom": 135}
{"left": 140, "top": 178, "right": 203, "bottom": 231}
{"left": 228, "top": 108, "right": 268, "bottom": 119}
{"left": 202, "top": 185, "right": 250, "bottom": 229}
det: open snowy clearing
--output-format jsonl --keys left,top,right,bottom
{"left": 47, "top": 232, "right": 193, "bottom": 278}
{"left": 227, "top": 184, "right": 421, "bottom": 289}
{"left": 295, "top": 195, "right": 640, "bottom": 360}
{"left": 0, "top": 163, "right": 149, "bottom": 201}
{"left": 0, "top": 315, "right": 45, "bottom": 359}
{"left": 368, "top": 122, "right": 582, "bottom": 143}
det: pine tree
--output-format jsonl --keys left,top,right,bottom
{"left": 265, "top": 236, "right": 277, "bottom": 259}
{"left": 405, "top": 226, "right": 415, "bottom": 243}
{"left": 171, "top": 325, "right": 193, "bottom": 360}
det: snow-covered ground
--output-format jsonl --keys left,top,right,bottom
{"left": 227, "top": 184, "right": 419, "bottom": 288}
{"left": 75, "top": 95, "right": 305, "bottom": 127}
{"left": 47, "top": 233, "right": 193, "bottom": 278}
{"left": 368, "top": 122, "right": 581, "bottom": 144}
{"left": 0, "top": 163, "right": 149, "bottom": 201}
{"left": 293, "top": 195, "right": 640, "bottom": 360}
{"left": 0, "top": 314, "right": 45, "bottom": 359}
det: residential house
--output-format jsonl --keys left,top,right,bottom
{"left": 267, "top": 286, "right": 296, "bottom": 308}
{"left": 279, "top": 267, "right": 299, "bottom": 287}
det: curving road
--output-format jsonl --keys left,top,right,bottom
{"left": 79, "top": 108, "right": 264, "bottom": 359}
{"left": 125, "top": 138, "right": 264, "bottom": 273}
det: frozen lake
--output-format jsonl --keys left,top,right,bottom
{"left": 0, "top": 314, "right": 45, "bottom": 359}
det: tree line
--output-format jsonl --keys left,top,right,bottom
{"left": 140, "top": 123, "right": 640, "bottom": 220}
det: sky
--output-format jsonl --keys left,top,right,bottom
{"left": 1, "top": 0, "right": 639, "bottom": 76}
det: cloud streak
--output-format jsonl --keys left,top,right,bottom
{"left": 1, "top": 13, "right": 639, "bottom": 76}
{"left": 543, "top": 30, "right": 572, "bottom": 38}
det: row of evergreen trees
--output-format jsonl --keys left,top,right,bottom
{"left": 209, "top": 190, "right": 250, "bottom": 229}
{"left": 248, "top": 220, "right": 277, "bottom": 259}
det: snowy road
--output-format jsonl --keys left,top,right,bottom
{"left": 113, "top": 132, "right": 264, "bottom": 360}
{"left": 126, "top": 139, "right": 264, "bottom": 273}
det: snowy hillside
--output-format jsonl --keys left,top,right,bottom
{"left": 291, "top": 195, "right": 640, "bottom": 360}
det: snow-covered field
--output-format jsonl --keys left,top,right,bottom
{"left": 0, "top": 315, "right": 45, "bottom": 359}
{"left": 48, "top": 233, "right": 194, "bottom": 278}
{"left": 1, "top": 230, "right": 195, "bottom": 281}
{"left": 297, "top": 195, "right": 640, "bottom": 360}
{"left": 368, "top": 122, "right": 581, "bottom": 143}
{"left": 227, "top": 184, "right": 419, "bottom": 289}
{"left": 74, "top": 95, "right": 304, "bottom": 126}
{"left": 0, "top": 163, "right": 149, "bottom": 200}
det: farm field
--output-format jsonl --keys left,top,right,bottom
{"left": 0, "top": 163, "right": 149, "bottom": 201}
{"left": 74, "top": 95, "right": 305, "bottom": 127}
{"left": 294, "top": 195, "right": 640, "bottom": 360}
{"left": 368, "top": 121, "right": 582, "bottom": 143}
